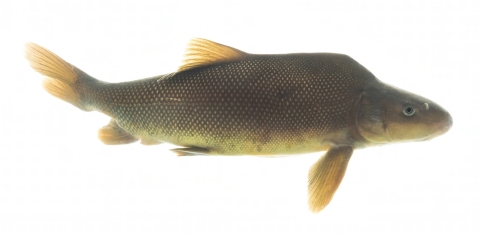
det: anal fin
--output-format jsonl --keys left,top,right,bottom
{"left": 308, "top": 146, "right": 354, "bottom": 213}
{"left": 98, "top": 119, "right": 138, "bottom": 145}
{"left": 171, "top": 146, "right": 211, "bottom": 156}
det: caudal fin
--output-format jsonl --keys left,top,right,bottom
{"left": 25, "top": 43, "right": 95, "bottom": 111}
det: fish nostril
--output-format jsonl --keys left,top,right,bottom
{"left": 424, "top": 103, "right": 429, "bottom": 110}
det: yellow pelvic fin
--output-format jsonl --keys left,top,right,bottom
{"left": 171, "top": 146, "right": 211, "bottom": 156}
{"left": 308, "top": 146, "right": 353, "bottom": 213}
{"left": 178, "top": 38, "right": 248, "bottom": 72}
{"left": 98, "top": 119, "right": 138, "bottom": 145}
{"left": 140, "top": 137, "right": 163, "bottom": 145}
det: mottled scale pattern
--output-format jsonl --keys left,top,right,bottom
{"left": 83, "top": 53, "right": 374, "bottom": 155}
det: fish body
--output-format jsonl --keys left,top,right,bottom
{"left": 90, "top": 53, "right": 369, "bottom": 155}
{"left": 25, "top": 39, "right": 452, "bottom": 212}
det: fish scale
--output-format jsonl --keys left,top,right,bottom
{"left": 25, "top": 38, "right": 452, "bottom": 212}
{"left": 84, "top": 54, "right": 367, "bottom": 155}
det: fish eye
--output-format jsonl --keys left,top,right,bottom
{"left": 403, "top": 106, "right": 415, "bottom": 116}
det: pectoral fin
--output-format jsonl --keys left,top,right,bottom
{"left": 308, "top": 146, "right": 353, "bottom": 213}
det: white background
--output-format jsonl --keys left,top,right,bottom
{"left": 1, "top": 0, "right": 479, "bottom": 239}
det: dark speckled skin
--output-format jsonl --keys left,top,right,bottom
{"left": 83, "top": 53, "right": 374, "bottom": 155}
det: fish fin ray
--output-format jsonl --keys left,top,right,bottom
{"left": 171, "top": 146, "right": 211, "bottom": 156}
{"left": 25, "top": 42, "right": 77, "bottom": 84}
{"left": 25, "top": 42, "right": 98, "bottom": 111}
{"left": 308, "top": 146, "right": 353, "bottom": 213}
{"left": 178, "top": 38, "right": 247, "bottom": 72}
{"left": 98, "top": 119, "right": 138, "bottom": 145}
{"left": 41, "top": 77, "right": 80, "bottom": 108}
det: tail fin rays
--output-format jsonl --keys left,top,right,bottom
{"left": 25, "top": 43, "right": 77, "bottom": 84}
{"left": 41, "top": 77, "right": 80, "bottom": 108}
{"left": 25, "top": 42, "right": 94, "bottom": 111}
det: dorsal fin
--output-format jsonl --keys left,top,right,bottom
{"left": 178, "top": 38, "right": 248, "bottom": 72}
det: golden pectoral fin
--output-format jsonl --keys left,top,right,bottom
{"left": 308, "top": 146, "right": 354, "bottom": 213}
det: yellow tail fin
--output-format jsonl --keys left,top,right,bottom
{"left": 25, "top": 43, "right": 92, "bottom": 111}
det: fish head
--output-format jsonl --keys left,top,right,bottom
{"left": 354, "top": 81, "right": 452, "bottom": 145}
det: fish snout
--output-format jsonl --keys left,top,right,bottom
{"left": 426, "top": 107, "right": 452, "bottom": 140}
{"left": 439, "top": 110, "right": 453, "bottom": 134}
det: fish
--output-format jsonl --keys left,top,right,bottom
{"left": 25, "top": 38, "right": 452, "bottom": 212}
